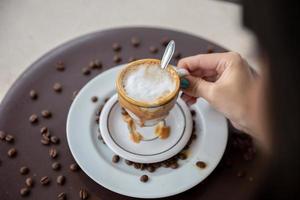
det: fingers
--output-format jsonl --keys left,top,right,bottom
{"left": 181, "top": 75, "right": 213, "bottom": 100}
{"left": 181, "top": 93, "right": 197, "bottom": 106}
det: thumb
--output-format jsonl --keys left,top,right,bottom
{"left": 181, "top": 75, "right": 214, "bottom": 100}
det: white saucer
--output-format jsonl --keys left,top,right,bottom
{"left": 66, "top": 65, "right": 228, "bottom": 198}
{"left": 100, "top": 94, "right": 192, "bottom": 163}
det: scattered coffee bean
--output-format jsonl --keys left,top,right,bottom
{"left": 41, "top": 110, "right": 52, "bottom": 118}
{"left": 89, "top": 59, "right": 102, "bottom": 69}
{"left": 128, "top": 57, "right": 136, "bottom": 62}
{"left": 133, "top": 163, "right": 141, "bottom": 169}
{"left": 147, "top": 165, "right": 155, "bottom": 173}
{"left": 95, "top": 116, "right": 99, "bottom": 124}
{"left": 104, "top": 97, "right": 110, "bottom": 103}
{"left": 191, "top": 133, "right": 197, "bottom": 140}
{"left": 178, "top": 152, "right": 187, "bottom": 160}
{"left": 7, "top": 148, "right": 17, "bottom": 158}
{"left": 125, "top": 159, "right": 133, "bottom": 166}
{"left": 58, "top": 192, "right": 67, "bottom": 200}
{"left": 170, "top": 163, "right": 179, "bottom": 169}
{"left": 5, "top": 134, "right": 14, "bottom": 143}
{"left": 20, "top": 166, "right": 29, "bottom": 175}
{"left": 91, "top": 96, "right": 98, "bottom": 102}
{"left": 161, "top": 37, "right": 170, "bottom": 47}
{"left": 153, "top": 162, "right": 161, "bottom": 168}
{"left": 41, "top": 136, "right": 50, "bottom": 145}
{"left": 113, "top": 55, "right": 122, "bottom": 63}
{"left": 190, "top": 110, "right": 196, "bottom": 116}
{"left": 112, "top": 43, "right": 121, "bottom": 52}
{"left": 20, "top": 187, "right": 30, "bottom": 196}
{"left": 0, "top": 131, "right": 6, "bottom": 140}
{"left": 140, "top": 163, "right": 146, "bottom": 170}
{"left": 49, "top": 148, "right": 58, "bottom": 159}
{"left": 40, "top": 176, "right": 50, "bottom": 185}
{"left": 40, "top": 126, "right": 48, "bottom": 134}
{"left": 29, "top": 90, "right": 38, "bottom": 100}
{"left": 112, "top": 155, "right": 120, "bottom": 163}
{"left": 70, "top": 163, "right": 80, "bottom": 171}
{"left": 131, "top": 37, "right": 140, "bottom": 47}
{"left": 57, "top": 192, "right": 67, "bottom": 200}
{"left": 57, "top": 175, "right": 65, "bottom": 185}
{"left": 149, "top": 46, "right": 158, "bottom": 54}
{"left": 96, "top": 105, "right": 103, "bottom": 116}
{"left": 79, "top": 188, "right": 89, "bottom": 200}
{"left": 56, "top": 61, "right": 65, "bottom": 71}
{"left": 25, "top": 177, "right": 34, "bottom": 187}
{"left": 196, "top": 161, "right": 207, "bottom": 169}
{"left": 237, "top": 170, "right": 246, "bottom": 178}
{"left": 50, "top": 136, "right": 60, "bottom": 144}
{"left": 29, "top": 114, "right": 38, "bottom": 124}
{"left": 140, "top": 175, "right": 149, "bottom": 183}
{"left": 52, "top": 162, "right": 61, "bottom": 171}
{"left": 207, "top": 46, "right": 214, "bottom": 53}
{"left": 53, "top": 83, "right": 62, "bottom": 93}
{"left": 82, "top": 67, "right": 91, "bottom": 75}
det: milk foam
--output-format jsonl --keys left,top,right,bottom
{"left": 123, "top": 64, "right": 176, "bottom": 102}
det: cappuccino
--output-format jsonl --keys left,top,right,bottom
{"left": 123, "top": 63, "right": 176, "bottom": 103}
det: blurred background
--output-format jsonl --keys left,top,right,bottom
{"left": 0, "top": 0, "right": 256, "bottom": 101}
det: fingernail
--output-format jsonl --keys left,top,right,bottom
{"left": 180, "top": 78, "right": 190, "bottom": 89}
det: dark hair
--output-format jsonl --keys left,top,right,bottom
{"left": 242, "top": 0, "right": 300, "bottom": 199}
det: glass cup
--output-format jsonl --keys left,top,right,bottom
{"left": 116, "top": 59, "right": 188, "bottom": 126}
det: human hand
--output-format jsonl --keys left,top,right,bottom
{"left": 178, "top": 52, "right": 256, "bottom": 134}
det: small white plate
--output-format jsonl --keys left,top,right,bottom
{"left": 100, "top": 94, "right": 192, "bottom": 163}
{"left": 67, "top": 65, "right": 228, "bottom": 198}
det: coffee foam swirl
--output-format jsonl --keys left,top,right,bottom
{"left": 123, "top": 64, "right": 176, "bottom": 103}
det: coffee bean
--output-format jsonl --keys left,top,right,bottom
{"left": 58, "top": 192, "right": 67, "bottom": 200}
{"left": 191, "top": 133, "right": 197, "bottom": 140}
{"left": 53, "top": 83, "right": 62, "bottom": 93}
{"left": 7, "top": 148, "right": 17, "bottom": 158}
{"left": 112, "top": 155, "right": 120, "bottom": 163}
{"left": 50, "top": 136, "right": 60, "bottom": 144}
{"left": 170, "top": 163, "right": 179, "bottom": 169}
{"left": 104, "top": 97, "right": 110, "bottom": 103}
{"left": 41, "top": 110, "right": 52, "bottom": 118}
{"left": 52, "top": 162, "right": 61, "bottom": 171}
{"left": 20, "top": 187, "right": 30, "bottom": 196}
{"left": 128, "top": 57, "right": 136, "bottom": 62}
{"left": 147, "top": 165, "right": 155, "bottom": 173}
{"left": 89, "top": 59, "right": 102, "bottom": 69}
{"left": 41, "top": 137, "right": 50, "bottom": 145}
{"left": 196, "top": 161, "right": 207, "bottom": 169}
{"left": 56, "top": 61, "right": 65, "bottom": 71}
{"left": 96, "top": 105, "right": 103, "bottom": 116}
{"left": 95, "top": 116, "right": 99, "bottom": 124}
{"left": 56, "top": 175, "right": 65, "bottom": 185}
{"left": 40, "top": 126, "right": 48, "bottom": 134}
{"left": 153, "top": 162, "right": 161, "bottom": 168}
{"left": 149, "top": 46, "right": 158, "bottom": 54}
{"left": 20, "top": 166, "right": 30, "bottom": 175}
{"left": 49, "top": 148, "right": 58, "bottom": 159}
{"left": 178, "top": 152, "right": 187, "bottom": 160}
{"left": 5, "top": 134, "right": 14, "bottom": 143}
{"left": 237, "top": 170, "right": 246, "bottom": 178}
{"left": 125, "top": 159, "right": 133, "bottom": 166}
{"left": 161, "top": 37, "right": 170, "bottom": 47}
{"left": 25, "top": 177, "right": 34, "bottom": 187}
{"left": 140, "top": 175, "right": 149, "bottom": 183}
{"left": 131, "top": 37, "right": 140, "bottom": 47}
{"left": 190, "top": 110, "right": 196, "bottom": 116}
{"left": 29, "top": 90, "right": 38, "bottom": 100}
{"left": 174, "top": 52, "right": 182, "bottom": 60}
{"left": 82, "top": 67, "right": 91, "bottom": 75}
{"left": 133, "top": 163, "right": 141, "bottom": 169}
{"left": 112, "top": 43, "right": 121, "bottom": 52}
{"left": 140, "top": 163, "right": 146, "bottom": 170}
{"left": 40, "top": 176, "right": 50, "bottom": 185}
{"left": 70, "top": 163, "right": 80, "bottom": 171}
{"left": 207, "top": 46, "right": 214, "bottom": 53}
{"left": 79, "top": 188, "right": 89, "bottom": 200}
{"left": 91, "top": 96, "right": 98, "bottom": 102}
{"left": 113, "top": 55, "right": 122, "bottom": 63}
{"left": 0, "top": 131, "right": 6, "bottom": 140}
{"left": 29, "top": 114, "right": 38, "bottom": 124}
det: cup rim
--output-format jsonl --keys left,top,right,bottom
{"left": 116, "top": 59, "right": 180, "bottom": 108}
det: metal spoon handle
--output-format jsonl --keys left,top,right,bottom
{"left": 160, "top": 40, "right": 175, "bottom": 70}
